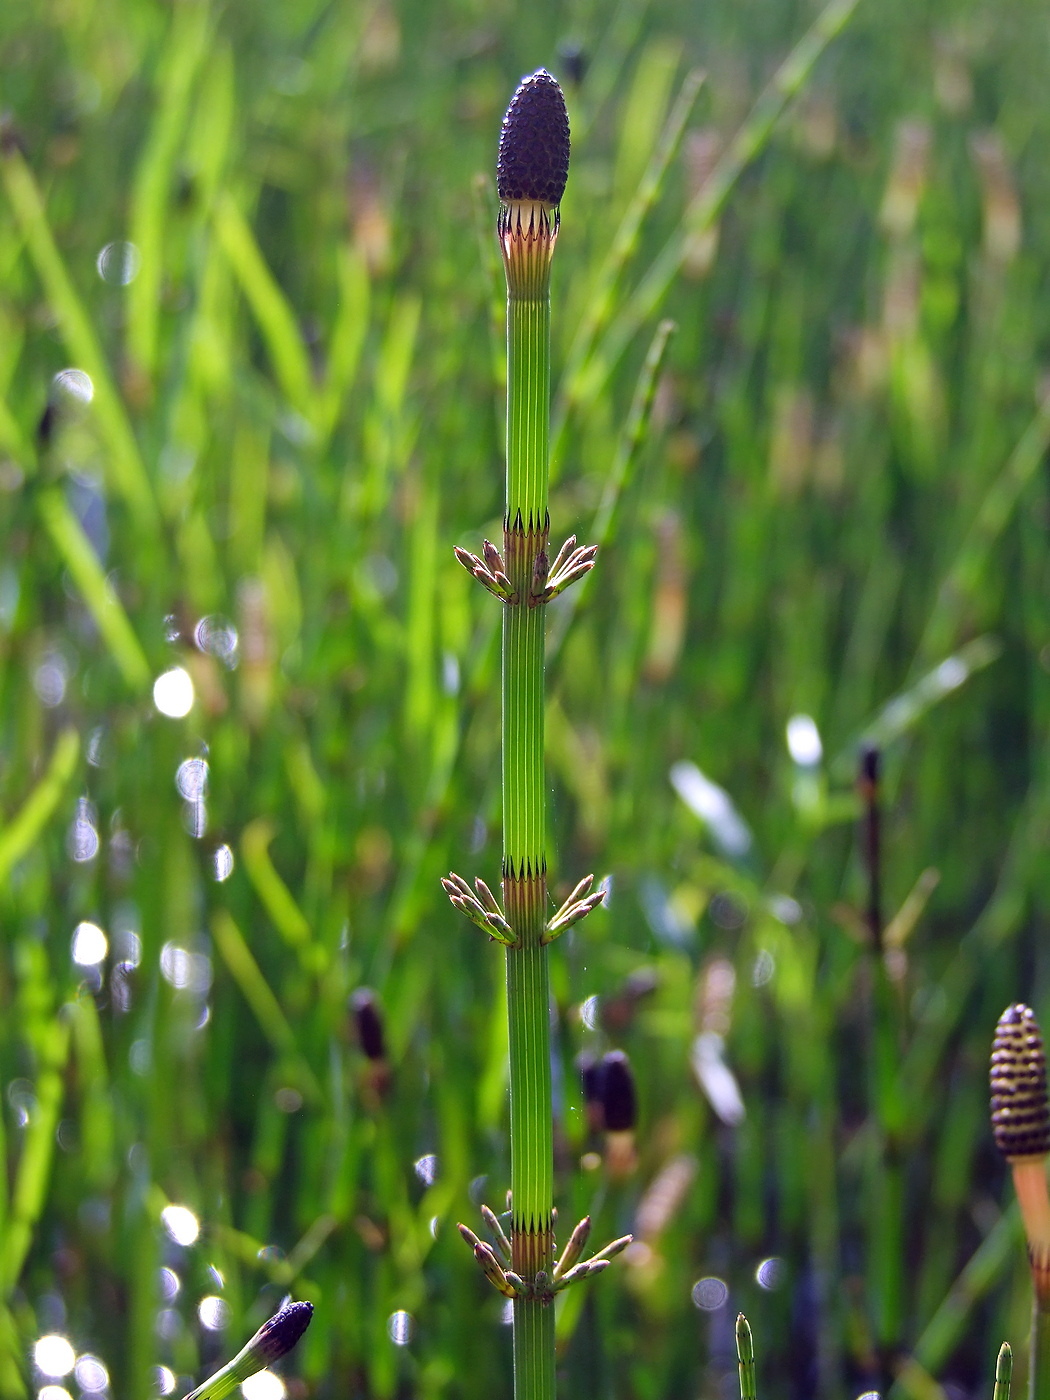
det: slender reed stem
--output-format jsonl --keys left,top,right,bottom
{"left": 503, "top": 216, "right": 556, "bottom": 1400}
{"left": 996, "top": 1342, "right": 1013, "bottom": 1400}
{"left": 495, "top": 70, "right": 569, "bottom": 1400}
{"left": 996, "top": 1332, "right": 1013, "bottom": 1400}
{"left": 736, "top": 1314, "right": 757, "bottom": 1400}
{"left": 1032, "top": 1305, "right": 1050, "bottom": 1400}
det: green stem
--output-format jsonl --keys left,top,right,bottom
{"left": 503, "top": 568, "right": 545, "bottom": 869}
{"left": 736, "top": 1314, "right": 757, "bottom": 1400}
{"left": 505, "top": 937, "right": 553, "bottom": 1232}
{"left": 506, "top": 296, "right": 551, "bottom": 523}
{"left": 996, "top": 1342, "right": 1013, "bottom": 1400}
{"left": 503, "top": 255, "right": 555, "bottom": 1399}
{"left": 513, "top": 1289, "right": 556, "bottom": 1400}
{"left": 1030, "top": 1302, "right": 1050, "bottom": 1400}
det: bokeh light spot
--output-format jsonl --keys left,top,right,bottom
{"left": 160, "top": 1204, "right": 200, "bottom": 1246}
{"left": 71, "top": 922, "right": 108, "bottom": 967}
{"left": 34, "top": 1337, "right": 75, "bottom": 1379}
{"left": 198, "top": 1297, "right": 229, "bottom": 1331}
{"left": 242, "top": 1373, "right": 285, "bottom": 1400}
{"left": 153, "top": 669, "right": 194, "bottom": 719}
{"left": 691, "top": 1277, "right": 728, "bottom": 1311}
{"left": 387, "top": 1311, "right": 413, "bottom": 1346}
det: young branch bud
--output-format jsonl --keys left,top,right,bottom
{"left": 548, "top": 534, "right": 577, "bottom": 579}
{"left": 474, "top": 1240, "right": 519, "bottom": 1297}
{"left": 474, "top": 878, "right": 503, "bottom": 918}
{"left": 442, "top": 874, "right": 517, "bottom": 945}
{"left": 453, "top": 547, "right": 518, "bottom": 602}
{"left": 552, "top": 1215, "right": 591, "bottom": 1281}
{"left": 544, "top": 884, "right": 605, "bottom": 940}
{"left": 480, "top": 1203, "right": 513, "bottom": 1264}
{"left": 554, "top": 1259, "right": 609, "bottom": 1290}
{"left": 586, "top": 1234, "right": 632, "bottom": 1264}
{"left": 482, "top": 539, "right": 505, "bottom": 574}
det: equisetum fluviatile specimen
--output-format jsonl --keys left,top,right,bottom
{"left": 443, "top": 69, "right": 629, "bottom": 1400}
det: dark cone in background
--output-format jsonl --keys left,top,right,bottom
{"left": 859, "top": 743, "right": 879, "bottom": 788}
{"left": 991, "top": 1003, "right": 1050, "bottom": 1159}
{"left": 497, "top": 70, "right": 570, "bottom": 205}
{"left": 601, "top": 1050, "right": 637, "bottom": 1133}
{"left": 350, "top": 988, "right": 386, "bottom": 1062}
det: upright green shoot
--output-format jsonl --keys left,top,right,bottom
{"left": 736, "top": 1314, "right": 757, "bottom": 1400}
{"left": 444, "top": 69, "right": 628, "bottom": 1400}
{"left": 996, "top": 1342, "right": 1014, "bottom": 1400}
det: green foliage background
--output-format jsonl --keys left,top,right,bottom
{"left": 2, "top": 0, "right": 1050, "bottom": 1396}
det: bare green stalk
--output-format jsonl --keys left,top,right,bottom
{"left": 996, "top": 1342, "right": 1013, "bottom": 1400}
{"left": 496, "top": 71, "right": 567, "bottom": 1400}
{"left": 446, "top": 68, "right": 624, "bottom": 1400}
{"left": 1032, "top": 1307, "right": 1050, "bottom": 1400}
{"left": 736, "top": 1314, "right": 757, "bottom": 1400}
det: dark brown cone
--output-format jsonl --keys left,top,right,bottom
{"left": 350, "top": 988, "right": 386, "bottom": 1061}
{"left": 601, "top": 1050, "right": 637, "bottom": 1133}
{"left": 497, "top": 70, "right": 570, "bottom": 205}
{"left": 991, "top": 1003, "right": 1050, "bottom": 1159}
{"left": 251, "top": 1300, "right": 314, "bottom": 1364}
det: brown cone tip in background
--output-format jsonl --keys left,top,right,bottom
{"left": 859, "top": 743, "right": 879, "bottom": 789}
{"left": 601, "top": 1050, "right": 637, "bottom": 1133}
{"left": 991, "top": 1003, "right": 1050, "bottom": 1159}
{"left": 350, "top": 988, "right": 386, "bottom": 1062}
{"left": 497, "top": 70, "right": 570, "bottom": 206}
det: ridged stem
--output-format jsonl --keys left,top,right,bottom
{"left": 512, "top": 1286, "right": 556, "bottom": 1400}
{"left": 996, "top": 1343, "right": 1014, "bottom": 1400}
{"left": 503, "top": 530, "right": 546, "bottom": 866}
{"left": 1031, "top": 1300, "right": 1050, "bottom": 1400}
{"left": 504, "top": 895, "right": 553, "bottom": 1228}
{"left": 503, "top": 265, "right": 555, "bottom": 1400}
{"left": 507, "top": 295, "right": 551, "bottom": 522}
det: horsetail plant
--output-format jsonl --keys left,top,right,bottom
{"left": 991, "top": 1004, "right": 1050, "bottom": 1400}
{"left": 443, "top": 69, "right": 629, "bottom": 1400}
